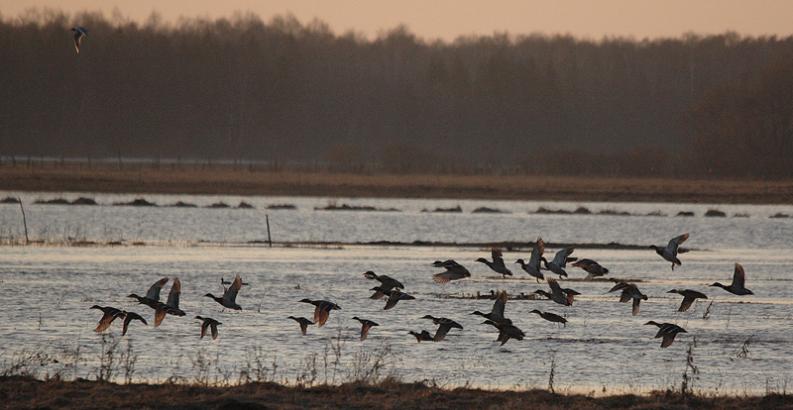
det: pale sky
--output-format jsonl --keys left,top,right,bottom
{"left": 1, "top": 0, "right": 791, "bottom": 41}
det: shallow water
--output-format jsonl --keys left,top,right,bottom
{"left": 0, "top": 192, "right": 792, "bottom": 394}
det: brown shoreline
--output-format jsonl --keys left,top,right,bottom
{"left": 3, "top": 376, "right": 791, "bottom": 409}
{"left": 1, "top": 164, "right": 792, "bottom": 204}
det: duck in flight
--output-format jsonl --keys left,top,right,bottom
{"left": 288, "top": 316, "right": 315, "bottom": 335}
{"left": 196, "top": 316, "right": 222, "bottom": 340}
{"left": 645, "top": 321, "right": 687, "bottom": 348}
{"left": 71, "top": 26, "right": 87, "bottom": 54}
{"left": 299, "top": 299, "right": 341, "bottom": 327}
{"left": 154, "top": 277, "right": 186, "bottom": 327}
{"left": 409, "top": 330, "right": 434, "bottom": 342}
{"left": 205, "top": 274, "right": 244, "bottom": 310}
{"left": 534, "top": 278, "right": 578, "bottom": 306}
{"left": 650, "top": 233, "right": 689, "bottom": 271}
{"left": 667, "top": 289, "right": 708, "bottom": 312}
{"left": 128, "top": 277, "right": 169, "bottom": 309}
{"left": 352, "top": 317, "right": 379, "bottom": 341}
{"left": 421, "top": 315, "right": 463, "bottom": 341}
{"left": 610, "top": 282, "right": 648, "bottom": 315}
{"left": 121, "top": 311, "right": 147, "bottom": 336}
{"left": 471, "top": 290, "right": 508, "bottom": 323}
{"left": 482, "top": 319, "right": 525, "bottom": 345}
{"left": 543, "top": 247, "right": 576, "bottom": 279}
{"left": 476, "top": 249, "right": 513, "bottom": 278}
{"left": 90, "top": 305, "right": 125, "bottom": 333}
{"left": 363, "top": 271, "right": 404, "bottom": 298}
{"left": 571, "top": 258, "right": 609, "bottom": 279}
{"left": 379, "top": 288, "right": 416, "bottom": 310}
{"left": 710, "top": 263, "right": 753, "bottom": 295}
{"left": 432, "top": 260, "right": 471, "bottom": 283}
{"left": 515, "top": 237, "right": 545, "bottom": 282}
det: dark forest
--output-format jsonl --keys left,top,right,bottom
{"left": 2, "top": 9, "right": 792, "bottom": 178}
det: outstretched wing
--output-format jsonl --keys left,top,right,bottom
{"left": 95, "top": 311, "right": 119, "bottom": 332}
{"left": 200, "top": 321, "right": 209, "bottom": 339}
{"left": 553, "top": 248, "right": 574, "bottom": 267}
{"left": 433, "top": 272, "right": 452, "bottom": 284}
{"left": 733, "top": 263, "right": 746, "bottom": 289}
{"left": 491, "top": 291, "right": 507, "bottom": 321}
{"left": 146, "top": 277, "right": 169, "bottom": 301}
{"left": 299, "top": 322, "right": 308, "bottom": 335}
{"left": 547, "top": 278, "right": 563, "bottom": 294}
{"left": 660, "top": 333, "right": 677, "bottom": 348}
{"left": 316, "top": 307, "right": 330, "bottom": 327}
{"left": 154, "top": 307, "right": 166, "bottom": 327}
{"left": 679, "top": 296, "right": 695, "bottom": 312}
{"left": 210, "top": 323, "right": 219, "bottom": 340}
{"left": 166, "top": 278, "right": 181, "bottom": 308}
{"left": 433, "top": 324, "right": 452, "bottom": 341}
{"left": 667, "top": 233, "right": 689, "bottom": 253}
{"left": 632, "top": 298, "right": 641, "bottom": 316}
{"left": 529, "top": 238, "right": 545, "bottom": 267}
{"left": 223, "top": 274, "right": 242, "bottom": 304}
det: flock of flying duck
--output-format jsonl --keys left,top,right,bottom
{"left": 91, "top": 232, "right": 754, "bottom": 348}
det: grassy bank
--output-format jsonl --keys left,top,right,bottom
{"left": 3, "top": 376, "right": 792, "bottom": 409}
{"left": 1, "top": 163, "right": 793, "bottom": 203}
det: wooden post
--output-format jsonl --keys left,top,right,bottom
{"left": 265, "top": 214, "right": 272, "bottom": 248}
{"left": 17, "top": 197, "right": 29, "bottom": 245}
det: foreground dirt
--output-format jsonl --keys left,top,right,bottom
{"left": 2, "top": 377, "right": 791, "bottom": 410}
{"left": 1, "top": 164, "right": 792, "bottom": 204}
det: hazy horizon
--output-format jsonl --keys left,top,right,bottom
{"left": 1, "top": 0, "right": 792, "bottom": 41}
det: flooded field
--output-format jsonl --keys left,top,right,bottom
{"left": 1, "top": 192, "right": 792, "bottom": 394}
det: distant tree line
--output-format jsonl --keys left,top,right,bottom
{"left": 1, "top": 9, "right": 792, "bottom": 178}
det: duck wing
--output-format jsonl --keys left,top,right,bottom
{"left": 315, "top": 306, "right": 331, "bottom": 327}
{"left": 200, "top": 320, "right": 209, "bottom": 339}
{"left": 95, "top": 311, "right": 122, "bottom": 332}
{"left": 166, "top": 278, "right": 181, "bottom": 309}
{"left": 552, "top": 248, "right": 574, "bottom": 267}
{"left": 529, "top": 238, "right": 545, "bottom": 268}
{"left": 210, "top": 323, "right": 219, "bottom": 340}
{"left": 666, "top": 233, "right": 689, "bottom": 254}
{"left": 122, "top": 312, "right": 147, "bottom": 336}
{"left": 433, "top": 324, "right": 453, "bottom": 341}
{"left": 223, "top": 274, "right": 243, "bottom": 305}
{"left": 632, "top": 297, "right": 642, "bottom": 316}
{"left": 360, "top": 322, "right": 377, "bottom": 341}
{"left": 732, "top": 263, "right": 746, "bottom": 289}
{"left": 491, "top": 291, "right": 507, "bottom": 321}
{"left": 660, "top": 333, "right": 678, "bottom": 348}
{"left": 146, "top": 277, "right": 169, "bottom": 301}
{"left": 299, "top": 321, "right": 309, "bottom": 335}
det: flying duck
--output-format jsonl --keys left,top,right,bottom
{"left": 288, "top": 316, "right": 315, "bottom": 335}
{"left": 535, "top": 278, "right": 577, "bottom": 306}
{"left": 352, "top": 317, "right": 379, "bottom": 341}
{"left": 409, "top": 330, "right": 434, "bottom": 342}
{"left": 90, "top": 305, "right": 125, "bottom": 332}
{"left": 421, "top": 315, "right": 463, "bottom": 341}
{"left": 610, "top": 282, "right": 648, "bottom": 315}
{"left": 154, "top": 277, "right": 186, "bottom": 327}
{"left": 650, "top": 233, "right": 689, "bottom": 271}
{"left": 205, "top": 274, "right": 244, "bottom": 310}
{"left": 121, "top": 311, "right": 147, "bottom": 336}
{"left": 299, "top": 299, "right": 341, "bottom": 327}
{"left": 128, "top": 277, "right": 169, "bottom": 309}
{"left": 482, "top": 319, "right": 525, "bottom": 345}
{"left": 543, "top": 247, "right": 576, "bottom": 279}
{"left": 476, "top": 249, "right": 513, "bottom": 278}
{"left": 381, "top": 288, "right": 416, "bottom": 310}
{"left": 471, "top": 290, "right": 508, "bottom": 323}
{"left": 432, "top": 260, "right": 471, "bottom": 283}
{"left": 515, "top": 238, "right": 546, "bottom": 282}
{"left": 667, "top": 289, "right": 708, "bottom": 312}
{"left": 710, "top": 263, "right": 753, "bottom": 295}
{"left": 645, "top": 321, "right": 687, "bottom": 348}
{"left": 571, "top": 258, "right": 609, "bottom": 279}
{"left": 196, "top": 316, "right": 222, "bottom": 340}
{"left": 363, "top": 271, "right": 404, "bottom": 298}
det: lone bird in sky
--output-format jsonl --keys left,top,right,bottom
{"left": 71, "top": 26, "right": 87, "bottom": 54}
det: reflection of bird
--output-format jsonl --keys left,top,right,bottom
{"left": 667, "top": 289, "right": 708, "bottom": 312}
{"left": 71, "top": 26, "right": 88, "bottom": 54}
{"left": 196, "top": 316, "right": 222, "bottom": 340}
{"left": 572, "top": 258, "right": 609, "bottom": 279}
{"left": 363, "top": 271, "right": 404, "bottom": 298}
{"left": 471, "top": 290, "right": 508, "bottom": 323}
{"left": 288, "top": 316, "right": 314, "bottom": 335}
{"left": 90, "top": 305, "right": 124, "bottom": 332}
{"left": 711, "top": 263, "right": 754, "bottom": 295}
{"left": 205, "top": 274, "right": 244, "bottom": 310}
{"left": 529, "top": 309, "right": 567, "bottom": 327}
{"left": 352, "top": 317, "right": 379, "bottom": 341}
{"left": 515, "top": 238, "right": 545, "bottom": 282}
{"left": 409, "top": 330, "right": 434, "bottom": 342}
{"left": 476, "top": 249, "right": 513, "bottom": 278}
{"left": 543, "top": 247, "right": 576, "bottom": 279}
{"left": 381, "top": 289, "right": 416, "bottom": 310}
{"left": 421, "top": 315, "right": 463, "bottom": 341}
{"left": 650, "top": 233, "right": 689, "bottom": 271}
{"left": 645, "top": 321, "right": 687, "bottom": 348}
{"left": 121, "top": 311, "right": 147, "bottom": 336}
{"left": 610, "top": 282, "right": 648, "bottom": 315}
{"left": 154, "top": 277, "right": 186, "bottom": 327}
{"left": 432, "top": 260, "right": 471, "bottom": 283}
{"left": 482, "top": 320, "right": 525, "bottom": 345}
{"left": 299, "top": 299, "right": 341, "bottom": 327}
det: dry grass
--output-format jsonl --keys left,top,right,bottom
{"left": 3, "top": 376, "right": 793, "bottom": 409}
{"left": 2, "top": 163, "right": 793, "bottom": 203}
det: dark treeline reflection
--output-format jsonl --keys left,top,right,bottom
{"left": 2, "top": 9, "right": 792, "bottom": 178}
